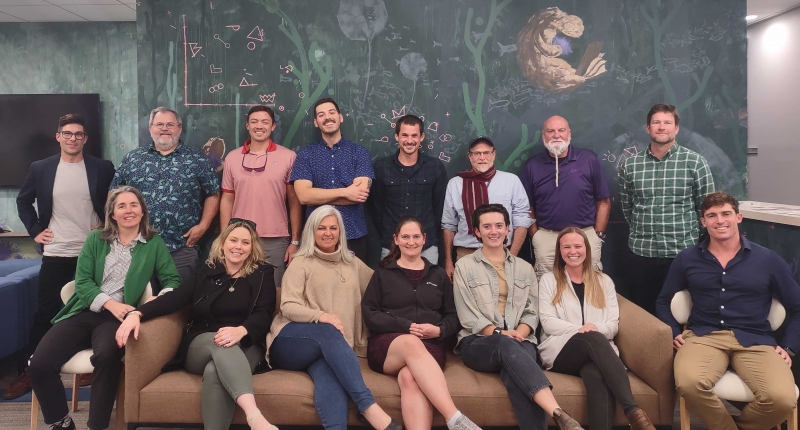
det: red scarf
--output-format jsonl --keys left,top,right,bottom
{"left": 458, "top": 167, "right": 497, "bottom": 235}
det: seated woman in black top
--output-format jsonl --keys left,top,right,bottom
{"left": 116, "top": 219, "right": 278, "bottom": 430}
{"left": 362, "top": 216, "right": 480, "bottom": 430}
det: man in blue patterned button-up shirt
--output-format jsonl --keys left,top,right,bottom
{"left": 110, "top": 107, "right": 220, "bottom": 289}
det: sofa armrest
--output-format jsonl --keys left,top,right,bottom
{"left": 615, "top": 294, "right": 675, "bottom": 425}
{"left": 124, "top": 309, "right": 188, "bottom": 422}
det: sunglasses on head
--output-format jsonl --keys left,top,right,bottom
{"left": 229, "top": 218, "right": 257, "bottom": 230}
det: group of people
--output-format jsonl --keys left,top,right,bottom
{"left": 7, "top": 97, "right": 799, "bottom": 430}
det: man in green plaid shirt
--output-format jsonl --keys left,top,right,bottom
{"left": 618, "top": 104, "right": 715, "bottom": 314}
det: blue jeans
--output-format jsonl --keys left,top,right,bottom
{"left": 270, "top": 323, "right": 376, "bottom": 430}
{"left": 459, "top": 334, "right": 552, "bottom": 430}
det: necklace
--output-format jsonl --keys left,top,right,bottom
{"left": 228, "top": 277, "right": 240, "bottom": 292}
{"left": 330, "top": 262, "right": 345, "bottom": 283}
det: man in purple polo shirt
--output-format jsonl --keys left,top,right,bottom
{"left": 520, "top": 115, "right": 610, "bottom": 279}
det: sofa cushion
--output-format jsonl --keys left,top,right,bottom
{"left": 135, "top": 352, "right": 660, "bottom": 426}
{"left": 0, "top": 258, "right": 41, "bottom": 277}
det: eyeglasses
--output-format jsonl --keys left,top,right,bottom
{"left": 59, "top": 131, "right": 86, "bottom": 140}
{"left": 229, "top": 218, "right": 257, "bottom": 230}
{"left": 152, "top": 122, "right": 180, "bottom": 129}
{"left": 469, "top": 150, "right": 495, "bottom": 158}
{"left": 242, "top": 153, "right": 268, "bottom": 172}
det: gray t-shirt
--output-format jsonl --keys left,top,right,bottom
{"left": 44, "top": 159, "right": 100, "bottom": 257}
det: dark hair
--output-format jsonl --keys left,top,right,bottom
{"left": 471, "top": 204, "right": 510, "bottom": 234}
{"left": 246, "top": 105, "right": 275, "bottom": 123}
{"left": 394, "top": 115, "right": 424, "bottom": 136}
{"left": 379, "top": 216, "right": 425, "bottom": 267}
{"left": 701, "top": 191, "right": 739, "bottom": 216}
{"left": 468, "top": 136, "right": 495, "bottom": 150}
{"left": 646, "top": 104, "right": 680, "bottom": 126}
{"left": 313, "top": 97, "right": 340, "bottom": 116}
{"left": 58, "top": 113, "right": 85, "bottom": 131}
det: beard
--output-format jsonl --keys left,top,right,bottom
{"left": 152, "top": 133, "right": 179, "bottom": 151}
{"left": 544, "top": 138, "right": 570, "bottom": 157}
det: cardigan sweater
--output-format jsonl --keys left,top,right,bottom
{"left": 362, "top": 258, "right": 460, "bottom": 340}
{"left": 53, "top": 229, "right": 182, "bottom": 324}
{"left": 537, "top": 270, "right": 620, "bottom": 370}
{"left": 267, "top": 248, "right": 373, "bottom": 360}
{"left": 137, "top": 262, "right": 275, "bottom": 371}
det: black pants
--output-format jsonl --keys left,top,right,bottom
{"left": 150, "top": 246, "right": 198, "bottom": 294}
{"left": 22, "top": 256, "right": 79, "bottom": 371}
{"left": 28, "top": 310, "right": 124, "bottom": 429}
{"left": 348, "top": 235, "right": 368, "bottom": 263}
{"left": 460, "top": 335, "right": 551, "bottom": 430}
{"left": 627, "top": 249, "right": 674, "bottom": 315}
{"left": 551, "top": 332, "right": 638, "bottom": 430}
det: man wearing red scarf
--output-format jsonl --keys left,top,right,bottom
{"left": 441, "top": 137, "right": 533, "bottom": 280}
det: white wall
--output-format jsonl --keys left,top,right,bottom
{"left": 748, "top": 7, "right": 800, "bottom": 204}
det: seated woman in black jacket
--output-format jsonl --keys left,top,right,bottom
{"left": 362, "top": 216, "right": 480, "bottom": 430}
{"left": 116, "top": 219, "right": 278, "bottom": 430}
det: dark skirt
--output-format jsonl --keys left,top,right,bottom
{"left": 367, "top": 332, "right": 447, "bottom": 373}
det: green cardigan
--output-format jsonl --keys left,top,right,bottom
{"left": 52, "top": 229, "right": 182, "bottom": 324}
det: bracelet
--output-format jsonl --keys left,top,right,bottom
{"left": 124, "top": 310, "right": 142, "bottom": 320}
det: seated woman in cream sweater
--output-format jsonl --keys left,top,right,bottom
{"left": 538, "top": 227, "right": 655, "bottom": 430}
{"left": 267, "top": 205, "right": 401, "bottom": 430}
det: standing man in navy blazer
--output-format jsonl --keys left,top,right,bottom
{"left": 7, "top": 114, "right": 115, "bottom": 400}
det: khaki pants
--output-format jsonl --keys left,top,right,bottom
{"left": 532, "top": 226, "right": 602, "bottom": 279}
{"left": 674, "top": 330, "right": 796, "bottom": 430}
{"left": 455, "top": 246, "right": 477, "bottom": 262}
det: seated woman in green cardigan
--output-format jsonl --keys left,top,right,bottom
{"left": 28, "top": 185, "right": 182, "bottom": 430}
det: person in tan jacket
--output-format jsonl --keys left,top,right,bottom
{"left": 266, "top": 205, "right": 401, "bottom": 430}
{"left": 539, "top": 227, "right": 655, "bottom": 430}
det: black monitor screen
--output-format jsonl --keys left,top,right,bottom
{"left": 0, "top": 94, "right": 102, "bottom": 187}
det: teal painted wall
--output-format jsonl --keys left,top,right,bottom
{"left": 0, "top": 22, "right": 137, "bottom": 240}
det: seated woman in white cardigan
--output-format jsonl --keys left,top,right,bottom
{"left": 538, "top": 227, "right": 655, "bottom": 430}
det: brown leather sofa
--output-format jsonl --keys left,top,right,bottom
{"left": 122, "top": 295, "right": 674, "bottom": 428}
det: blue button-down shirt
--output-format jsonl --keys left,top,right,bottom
{"left": 656, "top": 236, "right": 800, "bottom": 352}
{"left": 290, "top": 138, "right": 374, "bottom": 239}
{"left": 110, "top": 143, "right": 220, "bottom": 252}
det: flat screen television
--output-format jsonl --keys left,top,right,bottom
{"left": 0, "top": 94, "right": 102, "bottom": 187}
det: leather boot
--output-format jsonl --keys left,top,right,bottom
{"left": 626, "top": 408, "right": 656, "bottom": 430}
{"left": 3, "top": 370, "right": 31, "bottom": 400}
{"left": 552, "top": 408, "right": 584, "bottom": 430}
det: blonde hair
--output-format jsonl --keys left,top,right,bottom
{"left": 552, "top": 227, "right": 606, "bottom": 309}
{"left": 100, "top": 186, "right": 157, "bottom": 243}
{"left": 293, "top": 205, "right": 353, "bottom": 264}
{"left": 205, "top": 222, "right": 265, "bottom": 276}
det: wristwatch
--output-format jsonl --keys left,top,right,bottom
{"left": 492, "top": 328, "right": 502, "bottom": 336}
{"left": 290, "top": 240, "right": 300, "bottom": 246}
{"left": 596, "top": 231, "right": 606, "bottom": 240}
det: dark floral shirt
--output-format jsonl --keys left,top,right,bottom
{"left": 110, "top": 143, "right": 220, "bottom": 251}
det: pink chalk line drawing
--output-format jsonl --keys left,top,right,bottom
{"left": 428, "top": 144, "right": 434, "bottom": 149}
{"left": 209, "top": 83, "right": 224, "bottom": 93}
{"left": 210, "top": 64, "right": 222, "bottom": 74}
{"left": 279, "top": 106, "right": 285, "bottom": 111}
{"left": 247, "top": 26, "right": 265, "bottom": 42}
{"left": 299, "top": 92, "right": 305, "bottom": 98}
{"left": 280, "top": 65, "right": 294, "bottom": 73}
{"left": 183, "top": 16, "right": 271, "bottom": 107}
{"left": 374, "top": 136, "right": 390, "bottom": 143}
{"left": 438, "top": 134, "right": 453, "bottom": 142}
{"left": 259, "top": 93, "right": 277, "bottom": 104}
{"left": 391, "top": 106, "right": 407, "bottom": 119}
{"left": 239, "top": 77, "right": 257, "bottom": 87}
{"left": 247, "top": 42, "right": 256, "bottom": 50}
{"left": 427, "top": 122, "right": 439, "bottom": 133}
{"left": 170, "top": 25, "right": 177, "bottom": 30}
{"left": 226, "top": 25, "right": 241, "bottom": 31}
{"left": 214, "top": 34, "right": 230, "bottom": 48}
{"left": 439, "top": 152, "right": 451, "bottom": 162}
{"left": 188, "top": 42, "right": 202, "bottom": 57}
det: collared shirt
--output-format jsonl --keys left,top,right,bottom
{"left": 656, "top": 237, "right": 800, "bottom": 352}
{"left": 290, "top": 138, "right": 374, "bottom": 239}
{"left": 110, "top": 143, "right": 220, "bottom": 252}
{"left": 452, "top": 248, "right": 539, "bottom": 347}
{"left": 222, "top": 140, "right": 296, "bottom": 238}
{"left": 90, "top": 234, "right": 147, "bottom": 312}
{"left": 371, "top": 151, "right": 448, "bottom": 250}
{"left": 618, "top": 143, "right": 715, "bottom": 258}
{"left": 520, "top": 147, "right": 610, "bottom": 230}
{"left": 442, "top": 170, "right": 533, "bottom": 249}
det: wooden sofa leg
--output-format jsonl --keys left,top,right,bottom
{"left": 787, "top": 406, "right": 798, "bottom": 430}
{"left": 31, "top": 391, "right": 39, "bottom": 430}
{"left": 71, "top": 374, "right": 79, "bottom": 412}
{"left": 679, "top": 395, "right": 691, "bottom": 430}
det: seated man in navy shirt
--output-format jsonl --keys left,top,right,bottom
{"left": 656, "top": 191, "right": 800, "bottom": 430}
{"left": 291, "top": 97, "right": 374, "bottom": 262}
